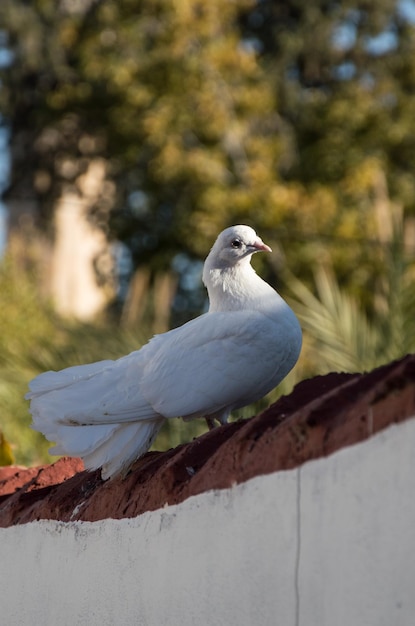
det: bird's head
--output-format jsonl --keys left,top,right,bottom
{"left": 202, "top": 226, "right": 274, "bottom": 311}
{"left": 207, "top": 225, "right": 272, "bottom": 269}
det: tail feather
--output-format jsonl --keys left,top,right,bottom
{"left": 26, "top": 360, "right": 114, "bottom": 398}
{"left": 83, "top": 419, "right": 165, "bottom": 480}
{"left": 27, "top": 353, "right": 166, "bottom": 479}
{"left": 48, "top": 423, "right": 120, "bottom": 457}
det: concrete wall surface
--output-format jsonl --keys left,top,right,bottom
{"left": 1, "top": 417, "right": 415, "bottom": 626}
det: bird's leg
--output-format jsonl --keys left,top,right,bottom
{"left": 217, "top": 413, "right": 229, "bottom": 426}
{"left": 205, "top": 416, "right": 217, "bottom": 430}
{"left": 205, "top": 410, "right": 229, "bottom": 430}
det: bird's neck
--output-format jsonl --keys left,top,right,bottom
{"left": 203, "top": 263, "right": 278, "bottom": 313}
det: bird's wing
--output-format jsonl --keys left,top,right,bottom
{"left": 28, "top": 350, "right": 161, "bottom": 430}
{"left": 29, "top": 310, "right": 295, "bottom": 429}
{"left": 140, "top": 310, "right": 293, "bottom": 419}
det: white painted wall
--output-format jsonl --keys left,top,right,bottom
{"left": 1, "top": 417, "right": 415, "bottom": 626}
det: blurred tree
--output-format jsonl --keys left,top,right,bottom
{"left": 0, "top": 0, "right": 295, "bottom": 328}
{"left": 1, "top": 0, "right": 289, "bottom": 255}
{"left": 2, "top": 0, "right": 415, "bottom": 316}
{"left": 240, "top": 0, "right": 415, "bottom": 298}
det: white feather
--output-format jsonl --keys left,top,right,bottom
{"left": 27, "top": 225, "right": 302, "bottom": 479}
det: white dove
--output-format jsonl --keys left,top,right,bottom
{"left": 27, "top": 225, "right": 302, "bottom": 480}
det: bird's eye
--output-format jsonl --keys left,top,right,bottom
{"left": 231, "top": 238, "right": 242, "bottom": 249}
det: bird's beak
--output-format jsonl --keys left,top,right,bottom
{"left": 252, "top": 237, "right": 272, "bottom": 253}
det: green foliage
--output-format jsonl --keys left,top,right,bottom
{"left": 4, "top": 0, "right": 415, "bottom": 285}
{"left": 288, "top": 206, "right": 415, "bottom": 374}
{"left": 0, "top": 258, "right": 59, "bottom": 465}
{"left": 1, "top": 0, "right": 292, "bottom": 263}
